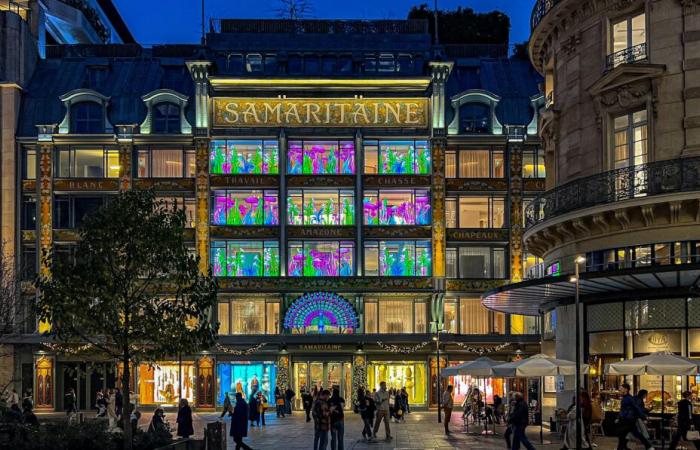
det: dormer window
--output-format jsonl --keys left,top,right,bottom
{"left": 70, "top": 102, "right": 105, "bottom": 134}
{"left": 153, "top": 103, "right": 181, "bottom": 134}
{"left": 460, "top": 103, "right": 491, "bottom": 134}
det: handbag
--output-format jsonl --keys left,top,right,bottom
{"left": 687, "top": 427, "right": 700, "bottom": 441}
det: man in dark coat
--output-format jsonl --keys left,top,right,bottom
{"left": 302, "top": 388, "right": 314, "bottom": 422}
{"left": 248, "top": 394, "right": 260, "bottom": 426}
{"left": 670, "top": 390, "right": 700, "bottom": 450}
{"left": 230, "top": 393, "right": 253, "bottom": 450}
{"left": 507, "top": 392, "right": 535, "bottom": 450}
{"left": 176, "top": 398, "right": 194, "bottom": 439}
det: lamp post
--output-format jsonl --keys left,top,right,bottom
{"left": 570, "top": 256, "right": 585, "bottom": 449}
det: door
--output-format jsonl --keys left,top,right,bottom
{"left": 35, "top": 357, "right": 53, "bottom": 409}
{"left": 293, "top": 361, "right": 352, "bottom": 409}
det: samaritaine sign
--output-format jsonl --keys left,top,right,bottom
{"left": 212, "top": 97, "right": 429, "bottom": 128}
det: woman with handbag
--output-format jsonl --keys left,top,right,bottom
{"left": 275, "top": 387, "right": 286, "bottom": 418}
{"left": 256, "top": 391, "right": 268, "bottom": 426}
{"left": 670, "top": 391, "right": 700, "bottom": 450}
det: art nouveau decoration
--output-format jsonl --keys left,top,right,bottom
{"left": 283, "top": 292, "right": 359, "bottom": 334}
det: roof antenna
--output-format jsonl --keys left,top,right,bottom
{"left": 201, "top": 0, "right": 206, "bottom": 45}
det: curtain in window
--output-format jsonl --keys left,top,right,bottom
{"left": 151, "top": 150, "right": 183, "bottom": 177}
{"left": 231, "top": 300, "right": 265, "bottom": 334}
{"left": 458, "top": 247, "right": 490, "bottom": 278}
{"left": 365, "top": 302, "right": 378, "bottom": 333}
{"left": 459, "top": 298, "right": 491, "bottom": 334}
{"left": 459, "top": 151, "right": 489, "bottom": 178}
{"left": 218, "top": 302, "right": 230, "bottom": 335}
{"left": 379, "top": 300, "right": 413, "bottom": 333}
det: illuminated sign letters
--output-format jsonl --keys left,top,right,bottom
{"left": 213, "top": 98, "right": 429, "bottom": 128}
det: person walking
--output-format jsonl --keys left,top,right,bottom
{"left": 249, "top": 392, "right": 260, "bottom": 426}
{"left": 176, "top": 398, "right": 194, "bottom": 439}
{"left": 372, "top": 381, "right": 392, "bottom": 441}
{"left": 312, "top": 389, "right": 331, "bottom": 450}
{"left": 114, "top": 388, "right": 123, "bottom": 418}
{"left": 580, "top": 390, "right": 593, "bottom": 446}
{"left": 230, "top": 392, "right": 253, "bottom": 450}
{"left": 255, "top": 391, "right": 268, "bottom": 426}
{"left": 669, "top": 391, "right": 700, "bottom": 450}
{"left": 357, "top": 388, "right": 376, "bottom": 441}
{"left": 221, "top": 392, "right": 233, "bottom": 418}
{"left": 328, "top": 387, "right": 345, "bottom": 450}
{"left": 493, "top": 394, "right": 504, "bottom": 424}
{"left": 274, "top": 387, "right": 285, "bottom": 418}
{"left": 285, "top": 386, "right": 295, "bottom": 415}
{"left": 508, "top": 391, "right": 536, "bottom": 450}
{"left": 616, "top": 383, "right": 654, "bottom": 450}
{"left": 302, "top": 387, "right": 314, "bottom": 422}
{"left": 442, "top": 385, "right": 454, "bottom": 434}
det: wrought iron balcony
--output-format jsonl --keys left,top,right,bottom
{"left": 606, "top": 43, "right": 647, "bottom": 70}
{"left": 524, "top": 156, "right": 700, "bottom": 229}
{"left": 531, "top": 0, "right": 560, "bottom": 30}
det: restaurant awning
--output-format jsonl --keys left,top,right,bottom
{"left": 481, "top": 263, "right": 700, "bottom": 316}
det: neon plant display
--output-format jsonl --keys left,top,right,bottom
{"left": 211, "top": 241, "right": 279, "bottom": 277}
{"left": 287, "top": 140, "right": 355, "bottom": 175}
{"left": 210, "top": 140, "right": 279, "bottom": 174}
{"left": 363, "top": 190, "right": 431, "bottom": 225}
{"left": 288, "top": 241, "right": 354, "bottom": 277}
{"left": 287, "top": 190, "right": 355, "bottom": 226}
{"left": 363, "top": 140, "right": 431, "bottom": 175}
{"left": 364, "top": 240, "right": 432, "bottom": 276}
{"left": 211, "top": 190, "right": 279, "bottom": 226}
{"left": 283, "top": 292, "right": 358, "bottom": 334}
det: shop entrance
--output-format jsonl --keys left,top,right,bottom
{"left": 292, "top": 361, "right": 352, "bottom": 409}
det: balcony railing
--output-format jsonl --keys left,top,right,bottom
{"left": 525, "top": 156, "right": 700, "bottom": 230}
{"left": 531, "top": 0, "right": 560, "bottom": 30}
{"left": 606, "top": 43, "right": 648, "bottom": 70}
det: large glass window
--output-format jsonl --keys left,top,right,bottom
{"left": 613, "top": 109, "right": 648, "bottom": 170}
{"left": 445, "top": 196, "right": 505, "bottom": 228}
{"left": 611, "top": 12, "right": 646, "bottom": 67}
{"left": 209, "top": 140, "right": 279, "bottom": 175}
{"left": 363, "top": 140, "right": 430, "bottom": 175}
{"left": 22, "top": 196, "right": 36, "bottom": 230}
{"left": 23, "top": 149, "right": 36, "bottom": 180}
{"left": 446, "top": 246, "right": 506, "bottom": 279}
{"left": 586, "top": 241, "right": 700, "bottom": 272}
{"left": 152, "top": 103, "right": 181, "bottom": 134}
{"left": 522, "top": 148, "right": 546, "bottom": 178}
{"left": 210, "top": 241, "right": 279, "bottom": 277}
{"left": 70, "top": 102, "right": 104, "bottom": 134}
{"left": 364, "top": 240, "right": 432, "bottom": 277}
{"left": 287, "top": 140, "right": 355, "bottom": 175}
{"left": 445, "top": 149, "right": 504, "bottom": 178}
{"left": 156, "top": 197, "right": 196, "bottom": 228}
{"left": 364, "top": 298, "right": 429, "bottom": 334}
{"left": 287, "top": 241, "right": 354, "bottom": 277}
{"left": 137, "top": 148, "right": 195, "bottom": 178}
{"left": 53, "top": 196, "right": 109, "bottom": 229}
{"left": 510, "top": 315, "right": 540, "bottom": 335}
{"left": 287, "top": 190, "right": 354, "bottom": 226}
{"left": 363, "top": 189, "right": 431, "bottom": 226}
{"left": 217, "top": 299, "right": 280, "bottom": 335}
{"left": 56, "top": 148, "right": 119, "bottom": 178}
{"left": 457, "top": 297, "right": 504, "bottom": 334}
{"left": 211, "top": 190, "right": 279, "bottom": 226}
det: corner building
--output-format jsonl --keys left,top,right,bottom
{"left": 483, "top": 0, "right": 700, "bottom": 428}
{"left": 14, "top": 19, "right": 545, "bottom": 411}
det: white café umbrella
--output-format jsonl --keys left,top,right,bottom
{"left": 605, "top": 351, "right": 700, "bottom": 450}
{"left": 493, "top": 354, "right": 589, "bottom": 444}
{"left": 441, "top": 356, "right": 502, "bottom": 377}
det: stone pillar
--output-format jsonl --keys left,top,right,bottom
{"left": 509, "top": 143, "right": 524, "bottom": 282}
{"left": 186, "top": 61, "right": 212, "bottom": 132}
{"left": 118, "top": 143, "right": 132, "bottom": 192}
{"left": 195, "top": 138, "right": 210, "bottom": 274}
{"left": 431, "top": 137, "right": 446, "bottom": 277}
{"left": 37, "top": 143, "right": 52, "bottom": 277}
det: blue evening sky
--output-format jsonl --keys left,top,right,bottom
{"left": 113, "top": 0, "right": 536, "bottom": 47}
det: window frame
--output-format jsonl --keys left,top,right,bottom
{"left": 70, "top": 101, "right": 105, "bottom": 134}
{"left": 445, "top": 149, "right": 504, "bottom": 179}
{"left": 522, "top": 147, "right": 546, "bottom": 179}
{"left": 363, "top": 240, "right": 432, "bottom": 277}
{"left": 445, "top": 245, "right": 507, "bottom": 279}
{"left": 286, "top": 189, "right": 355, "bottom": 226}
{"left": 287, "top": 240, "right": 355, "bottom": 277}
{"left": 52, "top": 195, "right": 109, "bottom": 229}
{"left": 210, "top": 240, "right": 280, "bottom": 277}
{"left": 363, "top": 189, "right": 431, "bottom": 226}
{"left": 210, "top": 189, "right": 280, "bottom": 226}
{"left": 136, "top": 147, "right": 196, "bottom": 178}
{"left": 217, "top": 298, "right": 281, "bottom": 335}
{"left": 55, "top": 147, "right": 120, "bottom": 178}
{"left": 445, "top": 195, "right": 506, "bottom": 229}
{"left": 152, "top": 102, "right": 182, "bottom": 134}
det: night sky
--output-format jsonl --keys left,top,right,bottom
{"left": 113, "top": 0, "right": 536, "bottom": 48}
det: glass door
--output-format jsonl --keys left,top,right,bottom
{"left": 292, "top": 361, "right": 353, "bottom": 409}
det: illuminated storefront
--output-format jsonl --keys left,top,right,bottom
{"left": 137, "top": 362, "right": 196, "bottom": 406}
{"left": 216, "top": 361, "right": 277, "bottom": 405}
{"left": 367, "top": 362, "right": 427, "bottom": 406}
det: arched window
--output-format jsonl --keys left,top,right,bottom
{"left": 70, "top": 102, "right": 104, "bottom": 134}
{"left": 459, "top": 103, "right": 491, "bottom": 134}
{"left": 152, "top": 103, "right": 181, "bottom": 134}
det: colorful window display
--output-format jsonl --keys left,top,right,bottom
{"left": 287, "top": 190, "right": 354, "bottom": 226}
{"left": 363, "top": 189, "right": 431, "bottom": 225}
{"left": 210, "top": 241, "right": 280, "bottom": 277}
{"left": 217, "top": 362, "right": 277, "bottom": 406}
{"left": 363, "top": 140, "right": 430, "bottom": 174}
{"left": 283, "top": 292, "right": 359, "bottom": 334}
{"left": 364, "top": 240, "right": 431, "bottom": 276}
{"left": 287, "top": 140, "right": 355, "bottom": 175}
{"left": 368, "top": 362, "right": 427, "bottom": 405}
{"left": 209, "top": 140, "right": 279, "bottom": 175}
{"left": 211, "top": 190, "right": 279, "bottom": 226}
{"left": 447, "top": 365, "right": 504, "bottom": 405}
{"left": 137, "top": 362, "right": 195, "bottom": 405}
{"left": 288, "top": 241, "right": 354, "bottom": 277}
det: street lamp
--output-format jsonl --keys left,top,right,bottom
{"left": 571, "top": 255, "right": 585, "bottom": 449}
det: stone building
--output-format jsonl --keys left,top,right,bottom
{"left": 483, "top": 0, "right": 700, "bottom": 425}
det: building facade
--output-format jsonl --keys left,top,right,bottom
{"left": 483, "top": 0, "right": 700, "bottom": 425}
{"left": 11, "top": 19, "right": 545, "bottom": 411}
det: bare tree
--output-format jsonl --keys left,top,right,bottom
{"left": 274, "top": 0, "right": 313, "bottom": 20}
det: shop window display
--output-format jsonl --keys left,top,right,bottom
{"left": 138, "top": 362, "right": 195, "bottom": 406}
{"left": 211, "top": 190, "right": 279, "bottom": 226}
{"left": 287, "top": 140, "right": 355, "bottom": 175}
{"left": 217, "top": 362, "right": 276, "bottom": 406}
{"left": 363, "top": 190, "right": 431, "bottom": 226}
{"left": 367, "top": 363, "right": 426, "bottom": 405}
{"left": 210, "top": 241, "right": 279, "bottom": 277}
{"left": 287, "top": 190, "right": 354, "bottom": 226}
{"left": 363, "top": 140, "right": 430, "bottom": 175}
{"left": 287, "top": 241, "right": 354, "bottom": 277}
{"left": 447, "top": 367, "right": 504, "bottom": 405}
{"left": 209, "top": 140, "right": 279, "bottom": 175}
{"left": 363, "top": 240, "right": 431, "bottom": 276}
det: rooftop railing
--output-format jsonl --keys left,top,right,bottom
{"left": 525, "top": 156, "right": 700, "bottom": 230}
{"left": 211, "top": 18, "right": 430, "bottom": 35}
{"left": 531, "top": 0, "right": 560, "bottom": 31}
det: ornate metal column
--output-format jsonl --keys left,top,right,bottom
{"left": 431, "top": 137, "right": 446, "bottom": 277}
{"left": 509, "top": 143, "right": 524, "bottom": 282}
{"left": 279, "top": 130, "right": 287, "bottom": 276}
{"left": 116, "top": 126, "right": 134, "bottom": 192}
{"left": 37, "top": 142, "right": 52, "bottom": 277}
{"left": 195, "top": 138, "right": 210, "bottom": 274}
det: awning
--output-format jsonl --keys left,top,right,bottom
{"left": 481, "top": 263, "right": 700, "bottom": 316}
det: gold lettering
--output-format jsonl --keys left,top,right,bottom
{"left": 405, "top": 102, "right": 421, "bottom": 125}
{"left": 336, "top": 103, "right": 349, "bottom": 123}
{"left": 264, "top": 103, "right": 282, "bottom": 124}
{"left": 305, "top": 103, "right": 321, "bottom": 124}
{"left": 242, "top": 103, "right": 260, "bottom": 123}
{"left": 224, "top": 102, "right": 239, "bottom": 123}
{"left": 285, "top": 103, "right": 301, "bottom": 124}
{"left": 384, "top": 102, "right": 401, "bottom": 124}
{"left": 324, "top": 103, "right": 332, "bottom": 124}
{"left": 351, "top": 103, "right": 370, "bottom": 124}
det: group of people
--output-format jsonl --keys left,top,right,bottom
{"left": 1, "top": 387, "right": 39, "bottom": 427}
{"left": 92, "top": 387, "right": 123, "bottom": 429}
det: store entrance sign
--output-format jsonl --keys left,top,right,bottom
{"left": 213, "top": 98, "right": 429, "bottom": 128}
